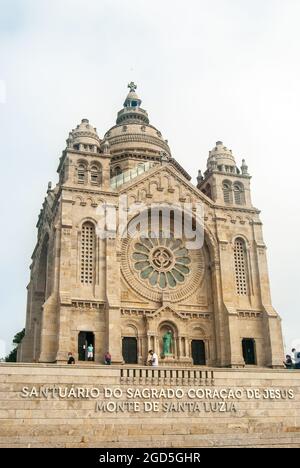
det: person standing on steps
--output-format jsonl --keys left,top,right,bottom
{"left": 87, "top": 343, "right": 94, "bottom": 361}
{"left": 150, "top": 350, "right": 159, "bottom": 367}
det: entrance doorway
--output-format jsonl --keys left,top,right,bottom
{"left": 78, "top": 331, "right": 95, "bottom": 361}
{"left": 191, "top": 340, "right": 206, "bottom": 365}
{"left": 122, "top": 337, "right": 138, "bottom": 364}
{"left": 242, "top": 338, "right": 256, "bottom": 365}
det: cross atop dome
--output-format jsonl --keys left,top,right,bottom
{"left": 128, "top": 81, "right": 137, "bottom": 92}
{"left": 122, "top": 82, "right": 143, "bottom": 114}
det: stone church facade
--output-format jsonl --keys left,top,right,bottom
{"left": 18, "top": 83, "right": 284, "bottom": 367}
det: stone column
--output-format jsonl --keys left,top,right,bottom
{"left": 252, "top": 224, "right": 284, "bottom": 367}
{"left": 217, "top": 239, "right": 244, "bottom": 367}
{"left": 138, "top": 336, "right": 143, "bottom": 364}
{"left": 39, "top": 223, "right": 63, "bottom": 363}
{"left": 154, "top": 335, "right": 159, "bottom": 354}
{"left": 52, "top": 196, "right": 78, "bottom": 362}
{"left": 186, "top": 338, "right": 190, "bottom": 358}
{"left": 147, "top": 334, "right": 151, "bottom": 352}
{"left": 174, "top": 337, "right": 178, "bottom": 358}
{"left": 178, "top": 336, "right": 182, "bottom": 358}
{"left": 210, "top": 257, "right": 229, "bottom": 367}
{"left": 100, "top": 154, "right": 112, "bottom": 191}
{"left": 105, "top": 237, "right": 123, "bottom": 363}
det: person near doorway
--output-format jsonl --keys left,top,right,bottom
{"left": 283, "top": 355, "right": 293, "bottom": 369}
{"left": 87, "top": 343, "right": 94, "bottom": 361}
{"left": 150, "top": 350, "right": 158, "bottom": 367}
{"left": 104, "top": 351, "right": 111, "bottom": 365}
{"left": 146, "top": 350, "right": 153, "bottom": 366}
{"left": 67, "top": 352, "right": 75, "bottom": 365}
{"left": 292, "top": 348, "right": 300, "bottom": 369}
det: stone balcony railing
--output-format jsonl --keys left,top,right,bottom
{"left": 120, "top": 367, "right": 215, "bottom": 386}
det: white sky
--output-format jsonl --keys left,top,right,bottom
{"left": 0, "top": 0, "right": 300, "bottom": 357}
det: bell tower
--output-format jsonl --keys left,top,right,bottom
{"left": 197, "top": 141, "right": 252, "bottom": 208}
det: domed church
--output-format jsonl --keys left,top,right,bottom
{"left": 18, "top": 83, "right": 284, "bottom": 367}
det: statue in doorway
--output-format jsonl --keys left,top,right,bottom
{"left": 162, "top": 330, "right": 173, "bottom": 356}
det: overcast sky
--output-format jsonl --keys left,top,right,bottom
{"left": 0, "top": 0, "right": 300, "bottom": 358}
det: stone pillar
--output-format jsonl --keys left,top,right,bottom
{"left": 39, "top": 224, "right": 62, "bottom": 363}
{"left": 186, "top": 339, "right": 190, "bottom": 358}
{"left": 147, "top": 334, "right": 151, "bottom": 352}
{"left": 226, "top": 312, "right": 245, "bottom": 367}
{"left": 55, "top": 305, "right": 71, "bottom": 362}
{"left": 100, "top": 154, "right": 112, "bottom": 191}
{"left": 50, "top": 198, "right": 75, "bottom": 362}
{"left": 174, "top": 337, "right": 178, "bottom": 358}
{"left": 178, "top": 336, "right": 182, "bottom": 358}
{"left": 105, "top": 238, "right": 123, "bottom": 363}
{"left": 210, "top": 258, "right": 228, "bottom": 367}
{"left": 154, "top": 335, "right": 159, "bottom": 354}
{"left": 252, "top": 221, "right": 284, "bottom": 367}
{"left": 138, "top": 337, "right": 143, "bottom": 363}
{"left": 217, "top": 239, "right": 244, "bottom": 367}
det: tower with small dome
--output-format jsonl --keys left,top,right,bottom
{"left": 18, "top": 83, "right": 284, "bottom": 368}
{"left": 197, "top": 140, "right": 251, "bottom": 206}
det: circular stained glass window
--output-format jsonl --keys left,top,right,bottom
{"left": 132, "top": 236, "right": 191, "bottom": 289}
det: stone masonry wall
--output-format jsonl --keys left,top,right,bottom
{"left": 0, "top": 364, "right": 299, "bottom": 448}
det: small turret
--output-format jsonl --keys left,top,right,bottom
{"left": 241, "top": 159, "right": 249, "bottom": 175}
{"left": 197, "top": 141, "right": 252, "bottom": 206}
{"left": 66, "top": 119, "right": 100, "bottom": 153}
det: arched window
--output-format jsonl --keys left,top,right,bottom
{"left": 80, "top": 222, "right": 95, "bottom": 284}
{"left": 114, "top": 166, "right": 122, "bottom": 176}
{"left": 77, "top": 163, "right": 86, "bottom": 184}
{"left": 233, "top": 182, "right": 245, "bottom": 205}
{"left": 234, "top": 238, "right": 248, "bottom": 296}
{"left": 90, "top": 164, "right": 101, "bottom": 185}
{"left": 222, "top": 181, "right": 232, "bottom": 204}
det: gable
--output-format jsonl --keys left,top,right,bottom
{"left": 119, "top": 164, "right": 213, "bottom": 209}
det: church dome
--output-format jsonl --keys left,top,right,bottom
{"left": 207, "top": 141, "right": 236, "bottom": 169}
{"left": 67, "top": 119, "right": 101, "bottom": 149}
{"left": 104, "top": 83, "right": 171, "bottom": 157}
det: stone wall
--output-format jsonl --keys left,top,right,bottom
{"left": 0, "top": 364, "right": 299, "bottom": 448}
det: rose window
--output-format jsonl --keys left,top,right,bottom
{"left": 132, "top": 237, "right": 191, "bottom": 289}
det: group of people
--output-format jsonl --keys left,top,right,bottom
{"left": 66, "top": 346, "right": 300, "bottom": 369}
{"left": 67, "top": 348, "right": 112, "bottom": 365}
{"left": 284, "top": 348, "right": 300, "bottom": 369}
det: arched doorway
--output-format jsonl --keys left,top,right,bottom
{"left": 121, "top": 323, "right": 139, "bottom": 364}
{"left": 78, "top": 331, "right": 95, "bottom": 361}
{"left": 189, "top": 326, "right": 208, "bottom": 366}
{"left": 122, "top": 337, "right": 138, "bottom": 364}
{"left": 242, "top": 338, "right": 256, "bottom": 365}
{"left": 191, "top": 340, "right": 206, "bottom": 365}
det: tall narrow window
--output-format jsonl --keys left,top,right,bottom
{"left": 114, "top": 166, "right": 122, "bottom": 176}
{"left": 77, "top": 164, "right": 86, "bottom": 184}
{"left": 90, "top": 165, "right": 101, "bottom": 185}
{"left": 223, "top": 181, "right": 232, "bottom": 204}
{"left": 234, "top": 238, "right": 248, "bottom": 295}
{"left": 80, "top": 222, "right": 95, "bottom": 284}
{"left": 233, "top": 182, "right": 245, "bottom": 205}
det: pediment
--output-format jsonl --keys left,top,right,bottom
{"left": 119, "top": 164, "right": 213, "bottom": 209}
{"left": 147, "top": 305, "right": 188, "bottom": 321}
